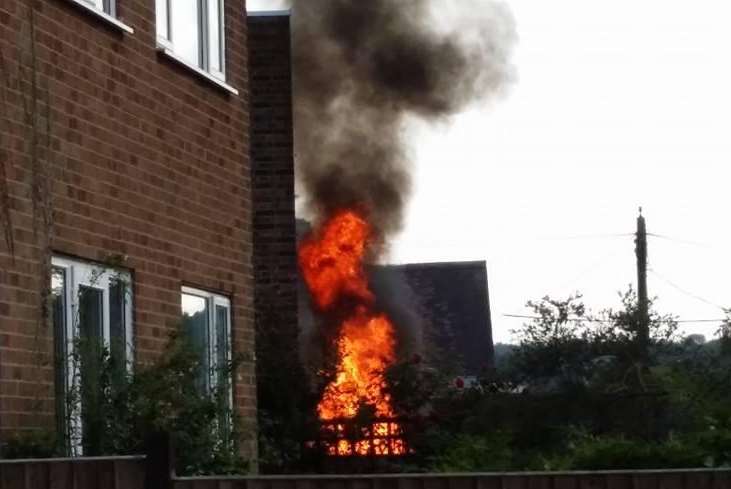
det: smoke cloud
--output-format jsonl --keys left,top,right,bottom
{"left": 288, "top": 0, "right": 517, "bottom": 241}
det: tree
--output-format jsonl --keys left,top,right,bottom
{"left": 507, "top": 286, "right": 679, "bottom": 393}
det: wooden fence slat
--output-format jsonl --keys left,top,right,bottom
{"left": 1, "top": 464, "right": 27, "bottom": 489}
{"left": 74, "top": 461, "right": 100, "bottom": 489}
{"left": 682, "top": 472, "right": 712, "bottom": 489}
{"left": 396, "top": 477, "right": 424, "bottom": 489}
{"left": 654, "top": 474, "right": 682, "bottom": 489}
{"left": 553, "top": 475, "right": 579, "bottom": 489}
{"left": 191, "top": 480, "right": 220, "bottom": 489}
{"left": 372, "top": 477, "right": 402, "bottom": 489}
{"left": 475, "top": 475, "right": 503, "bottom": 489}
{"left": 501, "top": 476, "right": 529, "bottom": 489}
{"left": 96, "top": 461, "right": 115, "bottom": 489}
{"left": 48, "top": 462, "right": 73, "bottom": 489}
{"left": 527, "top": 476, "right": 552, "bottom": 489}
{"left": 293, "top": 481, "right": 320, "bottom": 489}
{"left": 422, "top": 478, "right": 450, "bottom": 489}
{"left": 247, "top": 480, "right": 272, "bottom": 489}
{"left": 631, "top": 474, "right": 657, "bottom": 489}
{"left": 712, "top": 471, "right": 731, "bottom": 489}
{"left": 579, "top": 475, "right": 607, "bottom": 489}
{"left": 113, "top": 459, "right": 145, "bottom": 489}
{"left": 604, "top": 474, "right": 631, "bottom": 489}
{"left": 26, "top": 463, "right": 49, "bottom": 489}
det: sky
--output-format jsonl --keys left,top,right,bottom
{"left": 247, "top": 0, "right": 731, "bottom": 343}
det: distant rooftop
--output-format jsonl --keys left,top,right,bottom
{"left": 374, "top": 260, "right": 494, "bottom": 375}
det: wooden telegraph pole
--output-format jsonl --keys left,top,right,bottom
{"left": 635, "top": 207, "right": 650, "bottom": 363}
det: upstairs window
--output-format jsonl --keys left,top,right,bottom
{"left": 156, "top": 0, "right": 226, "bottom": 80}
{"left": 51, "top": 256, "right": 133, "bottom": 455}
{"left": 82, "top": 0, "right": 115, "bottom": 16}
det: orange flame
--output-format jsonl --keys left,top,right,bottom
{"left": 298, "top": 210, "right": 373, "bottom": 311}
{"left": 299, "top": 210, "right": 405, "bottom": 456}
{"left": 317, "top": 309, "right": 396, "bottom": 420}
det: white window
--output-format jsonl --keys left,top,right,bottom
{"left": 66, "top": 0, "right": 133, "bottom": 33}
{"left": 181, "top": 287, "right": 232, "bottom": 399}
{"left": 51, "top": 256, "right": 133, "bottom": 455}
{"left": 156, "top": 0, "right": 226, "bottom": 80}
{"left": 83, "top": 0, "right": 115, "bottom": 16}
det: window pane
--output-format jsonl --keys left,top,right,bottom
{"left": 171, "top": 0, "right": 201, "bottom": 67}
{"left": 82, "top": 0, "right": 104, "bottom": 11}
{"left": 182, "top": 292, "right": 210, "bottom": 392}
{"left": 51, "top": 268, "right": 68, "bottom": 447}
{"left": 215, "top": 303, "right": 231, "bottom": 436}
{"left": 78, "top": 286, "right": 104, "bottom": 455}
{"left": 156, "top": 0, "right": 169, "bottom": 40}
{"left": 109, "top": 279, "right": 126, "bottom": 372}
{"left": 79, "top": 286, "right": 104, "bottom": 342}
{"left": 215, "top": 304, "right": 229, "bottom": 370}
{"left": 208, "top": 0, "right": 222, "bottom": 73}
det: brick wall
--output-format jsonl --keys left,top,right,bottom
{"left": 248, "top": 12, "right": 297, "bottom": 344}
{"left": 247, "top": 11, "right": 300, "bottom": 444}
{"left": 0, "top": 0, "right": 255, "bottom": 454}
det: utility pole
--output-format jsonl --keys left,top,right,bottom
{"left": 635, "top": 207, "right": 650, "bottom": 362}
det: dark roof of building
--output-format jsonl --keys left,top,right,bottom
{"left": 373, "top": 261, "right": 494, "bottom": 375}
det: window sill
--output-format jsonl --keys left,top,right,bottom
{"left": 157, "top": 46, "right": 239, "bottom": 96}
{"left": 66, "top": 0, "right": 134, "bottom": 34}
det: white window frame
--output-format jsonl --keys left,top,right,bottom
{"left": 181, "top": 286, "right": 232, "bottom": 403}
{"left": 83, "top": 0, "right": 115, "bottom": 17}
{"left": 156, "top": 0, "right": 227, "bottom": 81}
{"left": 66, "top": 0, "right": 134, "bottom": 34}
{"left": 52, "top": 256, "right": 134, "bottom": 456}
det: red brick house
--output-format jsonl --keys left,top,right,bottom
{"left": 0, "top": 0, "right": 280, "bottom": 458}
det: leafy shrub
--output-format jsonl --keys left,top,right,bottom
{"left": 428, "top": 433, "right": 513, "bottom": 472}
{"left": 2, "top": 333, "right": 249, "bottom": 475}
{"left": 545, "top": 433, "right": 704, "bottom": 471}
{"left": 0, "top": 430, "right": 61, "bottom": 459}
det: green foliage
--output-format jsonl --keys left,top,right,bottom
{"left": 386, "top": 289, "right": 731, "bottom": 473}
{"left": 0, "top": 430, "right": 60, "bottom": 459}
{"left": 428, "top": 433, "right": 512, "bottom": 472}
{"left": 2, "top": 333, "right": 249, "bottom": 475}
{"left": 545, "top": 432, "right": 704, "bottom": 470}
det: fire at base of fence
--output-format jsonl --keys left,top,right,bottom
{"left": 319, "top": 419, "right": 407, "bottom": 457}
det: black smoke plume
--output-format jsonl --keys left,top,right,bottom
{"left": 290, "top": 0, "right": 516, "bottom": 241}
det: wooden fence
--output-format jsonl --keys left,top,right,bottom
{"left": 0, "top": 436, "right": 729, "bottom": 489}
{"left": 0, "top": 455, "right": 145, "bottom": 488}
{"left": 172, "top": 470, "right": 731, "bottom": 489}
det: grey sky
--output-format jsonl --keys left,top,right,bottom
{"left": 248, "top": 0, "right": 731, "bottom": 343}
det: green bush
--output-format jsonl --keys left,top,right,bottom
{"left": 428, "top": 433, "right": 513, "bottom": 472}
{"left": 0, "top": 430, "right": 61, "bottom": 459}
{"left": 2, "top": 333, "right": 249, "bottom": 475}
{"left": 545, "top": 433, "right": 704, "bottom": 471}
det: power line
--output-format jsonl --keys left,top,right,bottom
{"left": 647, "top": 233, "right": 714, "bottom": 248}
{"left": 648, "top": 268, "right": 726, "bottom": 311}
{"left": 502, "top": 313, "right": 727, "bottom": 324}
{"left": 553, "top": 249, "right": 623, "bottom": 292}
{"left": 536, "top": 232, "right": 634, "bottom": 241}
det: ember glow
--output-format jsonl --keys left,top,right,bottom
{"left": 299, "top": 210, "right": 406, "bottom": 456}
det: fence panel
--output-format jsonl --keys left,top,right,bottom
{"left": 0, "top": 456, "right": 729, "bottom": 489}
{"left": 0, "top": 455, "right": 146, "bottom": 489}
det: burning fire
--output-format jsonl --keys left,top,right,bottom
{"left": 299, "top": 210, "right": 405, "bottom": 456}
